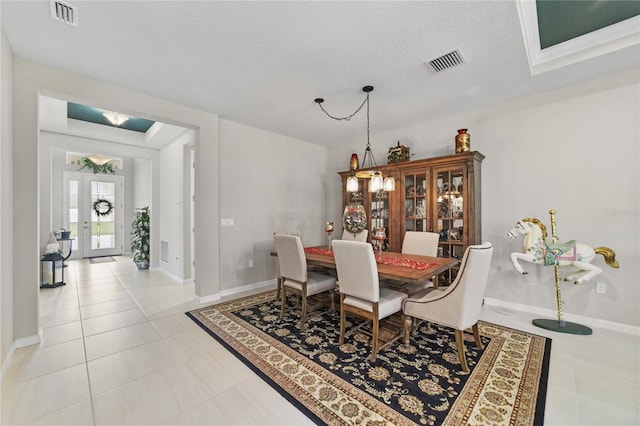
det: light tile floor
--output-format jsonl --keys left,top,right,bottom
{"left": 1, "top": 257, "right": 638, "bottom": 425}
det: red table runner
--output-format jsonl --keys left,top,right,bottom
{"left": 304, "top": 247, "right": 437, "bottom": 270}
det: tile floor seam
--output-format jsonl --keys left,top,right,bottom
{"left": 71, "top": 261, "right": 99, "bottom": 426}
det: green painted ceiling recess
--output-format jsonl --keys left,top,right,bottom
{"left": 67, "top": 102, "right": 155, "bottom": 133}
{"left": 537, "top": 0, "right": 640, "bottom": 49}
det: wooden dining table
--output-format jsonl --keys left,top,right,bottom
{"left": 302, "top": 245, "right": 458, "bottom": 287}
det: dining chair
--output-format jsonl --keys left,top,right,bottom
{"left": 273, "top": 234, "right": 336, "bottom": 328}
{"left": 273, "top": 230, "right": 300, "bottom": 300}
{"left": 332, "top": 239, "right": 408, "bottom": 362}
{"left": 401, "top": 242, "right": 493, "bottom": 373}
{"left": 400, "top": 231, "right": 440, "bottom": 293}
{"left": 401, "top": 231, "right": 439, "bottom": 256}
{"left": 341, "top": 229, "right": 369, "bottom": 242}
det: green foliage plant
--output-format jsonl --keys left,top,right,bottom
{"left": 79, "top": 157, "right": 115, "bottom": 174}
{"left": 131, "top": 207, "right": 150, "bottom": 267}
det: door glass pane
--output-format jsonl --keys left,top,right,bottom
{"left": 91, "top": 181, "right": 116, "bottom": 250}
{"left": 69, "top": 180, "right": 79, "bottom": 251}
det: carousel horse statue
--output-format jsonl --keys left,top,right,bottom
{"left": 507, "top": 210, "right": 619, "bottom": 334}
{"left": 508, "top": 216, "right": 618, "bottom": 284}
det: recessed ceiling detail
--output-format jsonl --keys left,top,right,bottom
{"left": 537, "top": 0, "right": 640, "bottom": 49}
{"left": 49, "top": 0, "right": 78, "bottom": 27}
{"left": 427, "top": 50, "right": 465, "bottom": 73}
{"left": 67, "top": 102, "right": 155, "bottom": 133}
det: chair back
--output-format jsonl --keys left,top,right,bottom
{"left": 332, "top": 240, "right": 379, "bottom": 302}
{"left": 341, "top": 229, "right": 369, "bottom": 242}
{"left": 442, "top": 242, "right": 493, "bottom": 329}
{"left": 401, "top": 231, "right": 439, "bottom": 256}
{"left": 273, "top": 234, "right": 307, "bottom": 283}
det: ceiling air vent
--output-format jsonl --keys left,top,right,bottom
{"left": 50, "top": 0, "right": 78, "bottom": 27}
{"left": 427, "top": 49, "right": 465, "bottom": 73}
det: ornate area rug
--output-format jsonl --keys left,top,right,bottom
{"left": 186, "top": 291, "right": 551, "bottom": 425}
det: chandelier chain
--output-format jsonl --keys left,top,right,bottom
{"left": 317, "top": 93, "right": 369, "bottom": 122}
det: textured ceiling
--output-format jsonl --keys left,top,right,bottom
{"left": 2, "top": 1, "right": 639, "bottom": 147}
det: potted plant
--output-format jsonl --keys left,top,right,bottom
{"left": 131, "top": 207, "right": 150, "bottom": 269}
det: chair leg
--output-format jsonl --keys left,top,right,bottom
{"left": 455, "top": 329, "right": 469, "bottom": 373}
{"left": 370, "top": 304, "right": 379, "bottom": 362}
{"left": 276, "top": 277, "right": 282, "bottom": 300}
{"left": 329, "top": 289, "right": 336, "bottom": 314}
{"left": 280, "top": 286, "right": 286, "bottom": 319}
{"left": 339, "top": 294, "right": 346, "bottom": 345}
{"left": 472, "top": 323, "right": 483, "bottom": 349}
{"left": 370, "top": 316, "right": 379, "bottom": 362}
{"left": 403, "top": 315, "right": 413, "bottom": 346}
{"left": 300, "top": 286, "right": 308, "bottom": 328}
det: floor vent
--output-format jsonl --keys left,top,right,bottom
{"left": 427, "top": 49, "right": 465, "bottom": 73}
{"left": 160, "top": 240, "right": 169, "bottom": 263}
{"left": 50, "top": 0, "right": 78, "bottom": 27}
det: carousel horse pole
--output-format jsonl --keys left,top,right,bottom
{"left": 550, "top": 210, "right": 564, "bottom": 325}
{"left": 532, "top": 209, "right": 593, "bottom": 335}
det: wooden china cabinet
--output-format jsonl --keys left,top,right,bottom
{"left": 338, "top": 151, "right": 484, "bottom": 285}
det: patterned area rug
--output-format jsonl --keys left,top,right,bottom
{"left": 186, "top": 291, "right": 551, "bottom": 425}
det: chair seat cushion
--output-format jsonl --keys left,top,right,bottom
{"left": 404, "top": 280, "right": 434, "bottom": 295}
{"left": 284, "top": 272, "right": 336, "bottom": 296}
{"left": 344, "top": 288, "right": 408, "bottom": 319}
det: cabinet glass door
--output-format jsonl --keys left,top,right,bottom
{"left": 403, "top": 172, "right": 428, "bottom": 233}
{"left": 435, "top": 167, "right": 465, "bottom": 283}
{"left": 369, "top": 190, "right": 390, "bottom": 251}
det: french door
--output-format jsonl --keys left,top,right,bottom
{"left": 64, "top": 172, "right": 124, "bottom": 259}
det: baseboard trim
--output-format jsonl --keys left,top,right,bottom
{"left": 196, "top": 292, "right": 221, "bottom": 304}
{"left": 194, "top": 280, "right": 275, "bottom": 305}
{"left": 219, "top": 279, "right": 275, "bottom": 299}
{"left": 156, "top": 267, "right": 193, "bottom": 285}
{"left": 2, "top": 331, "right": 42, "bottom": 383}
{"left": 484, "top": 298, "right": 640, "bottom": 336}
{"left": 0, "top": 341, "right": 17, "bottom": 383}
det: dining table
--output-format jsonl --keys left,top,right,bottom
{"left": 301, "top": 245, "right": 458, "bottom": 288}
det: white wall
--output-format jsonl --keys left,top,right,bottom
{"left": 12, "top": 59, "right": 220, "bottom": 342}
{"left": 133, "top": 158, "right": 152, "bottom": 211}
{"left": 0, "top": 23, "right": 15, "bottom": 370}
{"left": 218, "top": 119, "right": 330, "bottom": 292}
{"left": 327, "top": 69, "right": 640, "bottom": 327}
{"left": 159, "top": 130, "right": 194, "bottom": 280}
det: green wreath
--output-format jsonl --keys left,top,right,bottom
{"left": 93, "top": 199, "right": 113, "bottom": 217}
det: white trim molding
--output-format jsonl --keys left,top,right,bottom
{"left": 484, "top": 297, "right": 640, "bottom": 336}
{"left": 516, "top": 0, "right": 640, "bottom": 75}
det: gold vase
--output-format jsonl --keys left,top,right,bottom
{"left": 349, "top": 153, "right": 359, "bottom": 171}
{"left": 455, "top": 129, "right": 470, "bottom": 153}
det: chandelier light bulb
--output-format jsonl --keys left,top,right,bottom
{"left": 369, "top": 172, "right": 383, "bottom": 192}
{"left": 103, "top": 111, "right": 130, "bottom": 126}
{"left": 346, "top": 175, "right": 359, "bottom": 192}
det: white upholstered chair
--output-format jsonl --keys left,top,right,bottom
{"left": 401, "top": 231, "right": 440, "bottom": 293}
{"left": 401, "top": 231, "right": 440, "bottom": 257}
{"left": 402, "top": 242, "right": 493, "bottom": 372}
{"left": 273, "top": 234, "right": 336, "bottom": 328}
{"left": 341, "top": 229, "right": 369, "bottom": 242}
{"left": 273, "top": 230, "right": 300, "bottom": 300}
{"left": 332, "top": 240, "right": 408, "bottom": 361}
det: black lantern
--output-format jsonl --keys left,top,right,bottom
{"left": 40, "top": 253, "right": 65, "bottom": 288}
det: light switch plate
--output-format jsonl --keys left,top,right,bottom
{"left": 221, "top": 218, "right": 234, "bottom": 227}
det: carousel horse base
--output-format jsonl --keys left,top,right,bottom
{"left": 533, "top": 318, "right": 592, "bottom": 335}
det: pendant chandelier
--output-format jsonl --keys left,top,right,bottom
{"left": 315, "top": 86, "right": 395, "bottom": 193}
